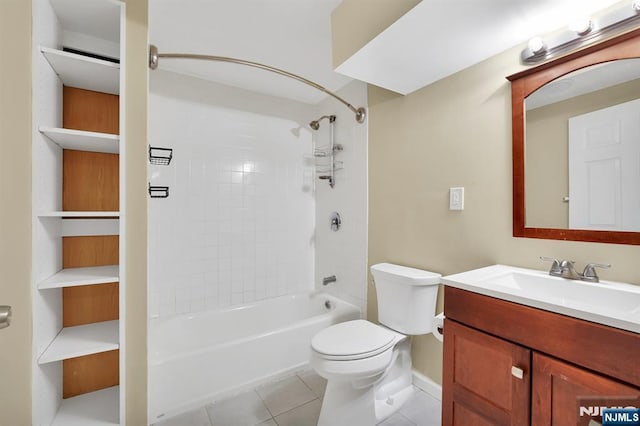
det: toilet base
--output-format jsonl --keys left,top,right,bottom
{"left": 318, "top": 380, "right": 377, "bottom": 426}
{"left": 317, "top": 340, "right": 414, "bottom": 426}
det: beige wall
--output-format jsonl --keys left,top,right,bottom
{"left": 331, "top": 0, "right": 419, "bottom": 68}
{"left": 368, "top": 45, "right": 640, "bottom": 385}
{"left": 0, "top": 0, "right": 33, "bottom": 424}
{"left": 123, "top": 0, "right": 149, "bottom": 424}
{"left": 526, "top": 78, "right": 640, "bottom": 228}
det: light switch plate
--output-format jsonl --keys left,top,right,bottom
{"left": 450, "top": 187, "right": 464, "bottom": 210}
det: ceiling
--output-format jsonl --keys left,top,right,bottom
{"left": 336, "top": 0, "right": 625, "bottom": 94}
{"left": 149, "top": 0, "right": 625, "bottom": 104}
{"left": 149, "top": 0, "right": 352, "bottom": 104}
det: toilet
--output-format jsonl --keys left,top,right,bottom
{"left": 310, "top": 263, "right": 441, "bottom": 426}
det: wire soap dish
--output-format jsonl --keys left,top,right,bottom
{"left": 149, "top": 145, "right": 173, "bottom": 165}
{"left": 148, "top": 183, "right": 169, "bottom": 198}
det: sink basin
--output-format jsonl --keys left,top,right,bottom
{"left": 442, "top": 265, "right": 640, "bottom": 333}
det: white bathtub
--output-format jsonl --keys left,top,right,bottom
{"left": 148, "top": 292, "right": 360, "bottom": 421}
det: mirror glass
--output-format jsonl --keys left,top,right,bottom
{"left": 524, "top": 58, "right": 640, "bottom": 232}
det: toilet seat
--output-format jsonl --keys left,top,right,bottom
{"left": 311, "top": 320, "right": 398, "bottom": 361}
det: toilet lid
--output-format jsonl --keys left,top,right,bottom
{"left": 311, "top": 320, "right": 396, "bottom": 360}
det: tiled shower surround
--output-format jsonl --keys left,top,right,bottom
{"left": 149, "top": 70, "right": 317, "bottom": 317}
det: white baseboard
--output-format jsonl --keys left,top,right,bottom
{"left": 412, "top": 369, "right": 442, "bottom": 401}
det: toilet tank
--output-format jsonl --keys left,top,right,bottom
{"left": 371, "top": 263, "right": 441, "bottom": 335}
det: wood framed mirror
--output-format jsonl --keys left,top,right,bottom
{"left": 507, "top": 27, "right": 640, "bottom": 245}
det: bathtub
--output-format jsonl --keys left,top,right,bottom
{"left": 148, "top": 292, "right": 361, "bottom": 421}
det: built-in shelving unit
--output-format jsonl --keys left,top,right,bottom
{"left": 41, "top": 47, "right": 120, "bottom": 95}
{"left": 51, "top": 386, "right": 119, "bottom": 426}
{"left": 40, "top": 127, "right": 119, "bottom": 154}
{"left": 32, "top": 0, "right": 125, "bottom": 424}
{"left": 38, "top": 265, "right": 119, "bottom": 289}
{"left": 38, "top": 320, "right": 119, "bottom": 364}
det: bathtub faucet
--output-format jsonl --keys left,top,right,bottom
{"left": 322, "top": 275, "right": 337, "bottom": 286}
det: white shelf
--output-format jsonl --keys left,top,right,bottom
{"left": 40, "top": 127, "right": 119, "bottom": 154}
{"left": 38, "top": 320, "right": 119, "bottom": 364}
{"left": 41, "top": 46, "right": 119, "bottom": 95}
{"left": 52, "top": 386, "right": 119, "bottom": 426}
{"left": 39, "top": 211, "right": 120, "bottom": 218}
{"left": 38, "top": 265, "right": 119, "bottom": 290}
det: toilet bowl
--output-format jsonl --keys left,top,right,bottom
{"left": 310, "top": 320, "right": 414, "bottom": 426}
{"left": 310, "top": 263, "right": 441, "bottom": 426}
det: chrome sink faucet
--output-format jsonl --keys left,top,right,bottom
{"left": 540, "top": 257, "right": 611, "bottom": 283}
{"left": 559, "top": 260, "right": 582, "bottom": 280}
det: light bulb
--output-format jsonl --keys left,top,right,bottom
{"left": 528, "top": 36, "right": 546, "bottom": 54}
{"left": 569, "top": 17, "right": 593, "bottom": 35}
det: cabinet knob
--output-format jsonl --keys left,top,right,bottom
{"left": 511, "top": 366, "right": 524, "bottom": 379}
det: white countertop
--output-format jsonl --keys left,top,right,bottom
{"left": 442, "top": 264, "right": 640, "bottom": 334}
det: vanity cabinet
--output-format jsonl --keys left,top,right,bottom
{"left": 442, "top": 287, "right": 640, "bottom": 425}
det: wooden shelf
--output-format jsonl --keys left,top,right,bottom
{"left": 52, "top": 385, "right": 119, "bottom": 426}
{"left": 41, "top": 47, "right": 119, "bottom": 95}
{"left": 38, "top": 320, "right": 119, "bottom": 364}
{"left": 38, "top": 265, "right": 119, "bottom": 290}
{"left": 40, "top": 127, "right": 119, "bottom": 154}
{"left": 39, "top": 211, "right": 120, "bottom": 218}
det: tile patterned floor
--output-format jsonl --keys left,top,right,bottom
{"left": 155, "top": 370, "right": 442, "bottom": 426}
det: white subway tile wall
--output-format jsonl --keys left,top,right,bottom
{"left": 149, "top": 71, "right": 316, "bottom": 318}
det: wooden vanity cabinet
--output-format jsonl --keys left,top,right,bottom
{"left": 442, "top": 287, "right": 640, "bottom": 426}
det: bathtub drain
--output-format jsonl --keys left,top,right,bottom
{"left": 324, "top": 300, "right": 332, "bottom": 310}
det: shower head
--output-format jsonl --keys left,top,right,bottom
{"left": 309, "top": 115, "right": 336, "bottom": 131}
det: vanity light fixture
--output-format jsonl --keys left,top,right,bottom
{"left": 569, "top": 16, "right": 594, "bottom": 35}
{"left": 522, "top": 36, "right": 548, "bottom": 61}
{"left": 521, "top": 0, "right": 640, "bottom": 64}
{"left": 527, "top": 36, "right": 547, "bottom": 54}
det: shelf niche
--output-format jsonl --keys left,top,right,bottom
{"left": 33, "top": 0, "right": 124, "bottom": 424}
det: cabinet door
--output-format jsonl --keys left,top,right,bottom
{"left": 443, "top": 319, "right": 531, "bottom": 425}
{"left": 532, "top": 352, "right": 640, "bottom": 426}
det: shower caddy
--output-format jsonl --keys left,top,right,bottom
{"left": 312, "top": 115, "right": 342, "bottom": 188}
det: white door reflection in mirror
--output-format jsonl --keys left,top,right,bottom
{"left": 568, "top": 98, "right": 640, "bottom": 231}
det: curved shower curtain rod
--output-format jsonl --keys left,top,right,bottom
{"left": 148, "top": 45, "right": 366, "bottom": 124}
